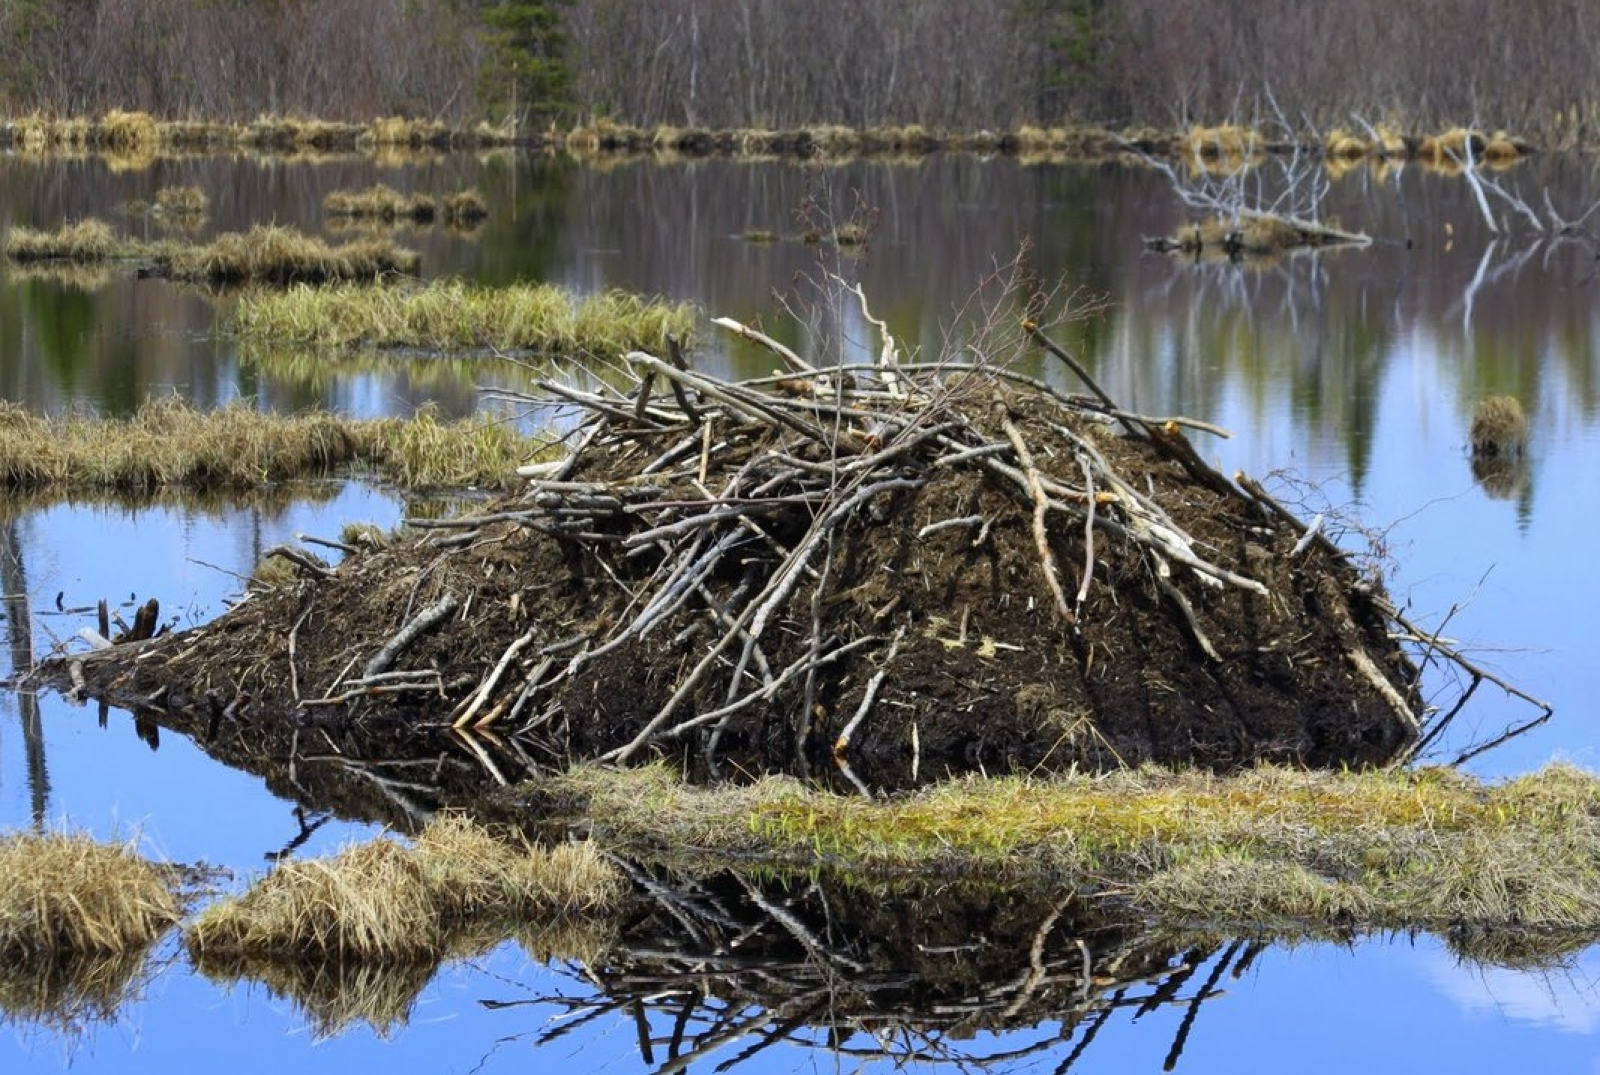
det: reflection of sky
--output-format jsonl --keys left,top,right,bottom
{"left": 1424, "top": 946, "right": 1600, "bottom": 1035}
{"left": 0, "top": 486, "right": 402, "bottom": 860}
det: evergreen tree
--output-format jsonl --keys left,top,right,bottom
{"left": 479, "top": 1, "right": 573, "bottom": 127}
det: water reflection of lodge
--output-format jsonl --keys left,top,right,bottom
{"left": 491, "top": 866, "right": 1252, "bottom": 1073}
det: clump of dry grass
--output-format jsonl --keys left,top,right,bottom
{"left": 0, "top": 397, "right": 537, "bottom": 493}
{"left": 325, "top": 184, "right": 438, "bottom": 223}
{"left": 1470, "top": 395, "right": 1528, "bottom": 457}
{"left": 4, "top": 218, "right": 121, "bottom": 262}
{"left": 153, "top": 185, "right": 209, "bottom": 217}
{"left": 167, "top": 224, "right": 418, "bottom": 285}
{"left": 233, "top": 279, "right": 694, "bottom": 357}
{"left": 0, "top": 832, "right": 182, "bottom": 958}
{"left": 1162, "top": 212, "right": 1365, "bottom": 258}
{"left": 4, "top": 220, "right": 415, "bottom": 286}
{"left": 442, "top": 189, "right": 488, "bottom": 225}
{"left": 0, "top": 397, "right": 372, "bottom": 492}
{"left": 99, "top": 109, "right": 159, "bottom": 153}
{"left": 543, "top": 762, "right": 1600, "bottom": 931}
{"left": 185, "top": 817, "right": 623, "bottom": 963}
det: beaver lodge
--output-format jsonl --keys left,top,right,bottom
{"left": 40, "top": 293, "right": 1539, "bottom": 792}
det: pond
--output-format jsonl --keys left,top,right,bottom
{"left": 1, "top": 148, "right": 1598, "bottom": 1071}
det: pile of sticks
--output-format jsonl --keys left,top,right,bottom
{"left": 417, "top": 292, "right": 1301, "bottom": 777}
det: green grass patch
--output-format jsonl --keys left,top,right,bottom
{"left": 0, "top": 398, "right": 538, "bottom": 493}
{"left": 540, "top": 762, "right": 1600, "bottom": 930}
{"left": 233, "top": 279, "right": 695, "bottom": 357}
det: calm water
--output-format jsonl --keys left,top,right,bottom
{"left": 1, "top": 149, "right": 1599, "bottom": 1071}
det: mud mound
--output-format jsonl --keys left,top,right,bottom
{"left": 44, "top": 316, "right": 1444, "bottom": 789}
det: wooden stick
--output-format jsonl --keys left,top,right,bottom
{"left": 452, "top": 627, "right": 538, "bottom": 729}
{"left": 362, "top": 594, "right": 459, "bottom": 678}
{"left": 1000, "top": 413, "right": 1073, "bottom": 622}
{"left": 712, "top": 316, "right": 816, "bottom": 374}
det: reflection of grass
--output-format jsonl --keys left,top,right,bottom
{"left": 541, "top": 762, "right": 1600, "bottom": 931}
{"left": 0, "top": 948, "right": 156, "bottom": 1038}
{"left": 234, "top": 279, "right": 695, "bottom": 356}
{"left": 0, "top": 398, "right": 537, "bottom": 493}
{"left": 0, "top": 830, "right": 180, "bottom": 1037}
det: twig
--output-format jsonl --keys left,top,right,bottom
{"left": 363, "top": 594, "right": 460, "bottom": 678}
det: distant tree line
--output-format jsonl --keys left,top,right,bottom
{"left": 1, "top": 0, "right": 1597, "bottom": 142}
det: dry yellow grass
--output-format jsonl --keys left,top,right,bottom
{"left": 1470, "top": 395, "right": 1529, "bottom": 457}
{"left": 153, "top": 185, "right": 209, "bottom": 217}
{"left": 185, "top": 817, "right": 623, "bottom": 962}
{"left": 0, "top": 397, "right": 535, "bottom": 493}
{"left": 4, "top": 219, "right": 120, "bottom": 262}
{"left": 0, "top": 832, "right": 182, "bottom": 957}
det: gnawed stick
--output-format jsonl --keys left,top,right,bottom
{"left": 1000, "top": 413, "right": 1074, "bottom": 622}
{"left": 833, "top": 627, "right": 906, "bottom": 758}
{"left": 711, "top": 316, "right": 816, "bottom": 374}
{"left": 362, "top": 594, "right": 459, "bottom": 678}
{"left": 452, "top": 627, "right": 538, "bottom": 729}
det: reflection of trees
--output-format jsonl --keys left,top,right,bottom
{"left": 0, "top": 517, "right": 48, "bottom": 827}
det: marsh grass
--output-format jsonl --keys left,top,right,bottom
{"left": 233, "top": 279, "right": 694, "bottom": 356}
{"left": 153, "top": 185, "right": 209, "bottom": 217}
{"left": 547, "top": 762, "right": 1600, "bottom": 930}
{"left": 0, "top": 831, "right": 181, "bottom": 971}
{"left": 0, "top": 398, "right": 534, "bottom": 493}
{"left": 1470, "top": 395, "right": 1529, "bottom": 457}
{"left": 185, "top": 816, "right": 622, "bottom": 963}
{"left": 324, "top": 184, "right": 438, "bottom": 223}
{"left": 4, "top": 219, "right": 416, "bottom": 285}
{"left": 323, "top": 185, "right": 487, "bottom": 227}
{"left": 165, "top": 224, "right": 418, "bottom": 284}
{"left": 4, "top": 219, "right": 121, "bottom": 262}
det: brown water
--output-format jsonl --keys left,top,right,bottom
{"left": 2, "top": 150, "right": 1599, "bottom": 1071}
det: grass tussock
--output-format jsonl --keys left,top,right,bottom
{"left": 1470, "top": 394, "right": 1529, "bottom": 457}
{"left": 0, "top": 832, "right": 182, "bottom": 957}
{"left": 548, "top": 762, "right": 1600, "bottom": 930}
{"left": 1161, "top": 212, "right": 1368, "bottom": 257}
{"left": 4, "top": 219, "right": 417, "bottom": 285}
{"left": 185, "top": 817, "right": 623, "bottom": 963}
{"left": 0, "top": 398, "right": 538, "bottom": 493}
{"left": 153, "top": 185, "right": 209, "bottom": 217}
{"left": 234, "top": 279, "right": 695, "bottom": 357}
{"left": 166, "top": 224, "right": 418, "bottom": 285}
{"left": 323, "top": 185, "right": 488, "bottom": 226}
{"left": 99, "top": 109, "right": 160, "bottom": 153}
{"left": 4, "top": 218, "right": 121, "bottom": 262}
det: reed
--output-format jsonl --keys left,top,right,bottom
{"left": 233, "top": 279, "right": 694, "bottom": 356}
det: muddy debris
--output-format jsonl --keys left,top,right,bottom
{"left": 38, "top": 306, "right": 1536, "bottom": 792}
